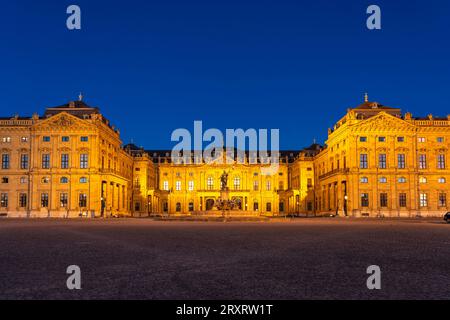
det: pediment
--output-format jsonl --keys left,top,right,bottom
{"left": 32, "top": 112, "right": 94, "bottom": 132}
{"left": 352, "top": 112, "right": 415, "bottom": 133}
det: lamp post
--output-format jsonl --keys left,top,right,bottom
{"left": 344, "top": 195, "right": 348, "bottom": 216}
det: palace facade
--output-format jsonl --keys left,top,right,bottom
{"left": 0, "top": 95, "right": 448, "bottom": 218}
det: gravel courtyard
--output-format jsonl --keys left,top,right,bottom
{"left": 0, "top": 218, "right": 449, "bottom": 300}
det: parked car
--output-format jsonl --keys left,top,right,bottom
{"left": 444, "top": 212, "right": 450, "bottom": 223}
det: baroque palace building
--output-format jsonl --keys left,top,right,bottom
{"left": 0, "top": 95, "right": 448, "bottom": 218}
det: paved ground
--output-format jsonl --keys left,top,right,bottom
{"left": 0, "top": 218, "right": 449, "bottom": 300}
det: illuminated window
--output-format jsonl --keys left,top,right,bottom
{"left": 61, "top": 154, "right": 69, "bottom": 169}
{"left": 360, "top": 154, "right": 368, "bottom": 169}
{"left": 397, "top": 154, "right": 406, "bottom": 169}
{"left": 419, "top": 176, "right": 427, "bottom": 184}
{"left": 438, "top": 177, "right": 446, "bottom": 184}
{"left": 437, "top": 154, "right": 446, "bottom": 169}
{"left": 253, "top": 180, "right": 259, "bottom": 191}
{"left": 79, "top": 194, "right": 87, "bottom": 207}
{"left": 175, "top": 180, "right": 181, "bottom": 191}
{"left": 42, "top": 154, "right": 50, "bottom": 169}
{"left": 60, "top": 193, "right": 68, "bottom": 207}
{"left": 163, "top": 181, "right": 169, "bottom": 191}
{"left": 207, "top": 177, "right": 214, "bottom": 190}
{"left": 418, "top": 154, "right": 427, "bottom": 169}
{"left": 418, "top": 137, "right": 426, "bottom": 143}
{"left": 0, "top": 193, "right": 8, "bottom": 207}
{"left": 233, "top": 177, "right": 241, "bottom": 190}
{"left": 399, "top": 193, "right": 407, "bottom": 207}
{"left": 41, "top": 193, "right": 49, "bottom": 207}
{"left": 439, "top": 193, "right": 447, "bottom": 207}
{"left": 188, "top": 180, "right": 194, "bottom": 191}
{"left": 419, "top": 193, "right": 427, "bottom": 207}
{"left": 80, "top": 154, "right": 88, "bottom": 169}
{"left": 361, "top": 193, "right": 369, "bottom": 207}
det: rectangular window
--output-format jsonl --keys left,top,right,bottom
{"left": 80, "top": 136, "right": 89, "bottom": 142}
{"left": 419, "top": 154, "right": 427, "bottom": 169}
{"left": 437, "top": 137, "right": 444, "bottom": 143}
{"left": 79, "top": 193, "right": 87, "bottom": 207}
{"left": 439, "top": 193, "right": 447, "bottom": 207}
{"left": 419, "top": 193, "right": 428, "bottom": 207}
{"left": 21, "top": 136, "right": 28, "bottom": 143}
{"left": 175, "top": 180, "right": 181, "bottom": 191}
{"left": 188, "top": 180, "right": 194, "bottom": 191}
{"left": 1, "top": 177, "right": 8, "bottom": 184}
{"left": 378, "top": 154, "right": 386, "bottom": 169}
{"left": 380, "top": 193, "right": 388, "bottom": 207}
{"left": 62, "top": 136, "right": 70, "bottom": 142}
{"left": 399, "top": 193, "right": 407, "bottom": 208}
{"left": 60, "top": 193, "right": 68, "bottom": 207}
{"left": 266, "top": 180, "right": 271, "bottom": 191}
{"left": 19, "top": 193, "right": 27, "bottom": 208}
{"left": 437, "top": 154, "right": 446, "bottom": 169}
{"left": 61, "top": 154, "right": 69, "bottom": 169}
{"left": 207, "top": 177, "right": 214, "bottom": 190}
{"left": 43, "top": 136, "right": 51, "bottom": 142}
{"left": 42, "top": 154, "right": 50, "bottom": 169}
{"left": 361, "top": 193, "right": 369, "bottom": 207}
{"left": 266, "top": 202, "right": 272, "bottom": 212}
{"left": 41, "top": 193, "right": 49, "bottom": 207}
{"left": 253, "top": 180, "right": 259, "bottom": 191}
{"left": 80, "top": 154, "right": 88, "bottom": 169}
{"left": 398, "top": 154, "right": 406, "bottom": 169}
{"left": 418, "top": 137, "right": 426, "bottom": 143}
{"left": 20, "top": 154, "right": 29, "bottom": 169}
{"left": 0, "top": 193, "right": 7, "bottom": 207}
{"left": 307, "top": 178, "right": 313, "bottom": 188}
{"left": 1, "top": 154, "right": 10, "bottom": 169}
{"left": 360, "top": 137, "right": 367, "bottom": 142}
{"left": 397, "top": 136, "right": 405, "bottom": 142}
{"left": 360, "top": 154, "right": 368, "bottom": 169}
{"left": 2, "top": 137, "right": 11, "bottom": 143}
{"left": 378, "top": 136, "right": 386, "bottom": 142}
{"left": 163, "top": 181, "right": 169, "bottom": 191}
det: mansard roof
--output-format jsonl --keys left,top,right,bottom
{"left": 44, "top": 99, "right": 100, "bottom": 118}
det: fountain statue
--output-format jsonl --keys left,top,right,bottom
{"left": 215, "top": 170, "right": 240, "bottom": 217}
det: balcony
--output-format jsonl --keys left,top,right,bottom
{"left": 319, "top": 168, "right": 349, "bottom": 180}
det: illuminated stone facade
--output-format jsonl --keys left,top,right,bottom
{"left": 0, "top": 97, "right": 448, "bottom": 218}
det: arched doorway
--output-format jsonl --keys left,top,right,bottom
{"left": 205, "top": 198, "right": 215, "bottom": 211}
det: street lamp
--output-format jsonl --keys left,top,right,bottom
{"left": 344, "top": 195, "right": 348, "bottom": 216}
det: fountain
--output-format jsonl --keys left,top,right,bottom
{"left": 214, "top": 170, "right": 241, "bottom": 217}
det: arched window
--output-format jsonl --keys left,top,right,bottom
{"left": 60, "top": 177, "right": 69, "bottom": 184}
{"left": 41, "top": 177, "right": 50, "bottom": 184}
{"left": 360, "top": 177, "right": 368, "bottom": 183}
{"left": 379, "top": 177, "right": 387, "bottom": 183}
{"left": 80, "top": 177, "right": 88, "bottom": 183}
{"left": 188, "top": 202, "right": 194, "bottom": 211}
{"left": 438, "top": 177, "right": 446, "bottom": 184}
{"left": 233, "top": 177, "right": 241, "bottom": 190}
{"left": 398, "top": 177, "right": 407, "bottom": 183}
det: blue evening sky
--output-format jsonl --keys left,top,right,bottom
{"left": 1, "top": 0, "right": 449, "bottom": 149}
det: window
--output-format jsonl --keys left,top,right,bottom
{"left": 380, "top": 193, "right": 388, "bottom": 207}
{"left": 419, "top": 154, "right": 427, "bottom": 169}
{"left": 60, "top": 177, "right": 69, "bottom": 184}
{"left": 266, "top": 180, "right": 271, "bottom": 191}
{"left": 307, "top": 178, "right": 313, "bottom": 188}
{"left": 79, "top": 177, "right": 88, "bottom": 183}
{"left": 360, "top": 154, "right": 368, "bottom": 169}
{"left": 163, "top": 181, "right": 169, "bottom": 191}
{"left": 360, "top": 137, "right": 367, "bottom": 142}
{"left": 21, "top": 137, "right": 28, "bottom": 143}
{"left": 0, "top": 193, "right": 8, "bottom": 207}
{"left": 419, "top": 193, "right": 428, "bottom": 207}
{"left": 360, "top": 177, "right": 368, "bottom": 183}
{"left": 20, "top": 154, "right": 29, "bottom": 169}
{"left": 378, "top": 136, "right": 386, "bottom": 142}
{"left": 19, "top": 193, "right": 27, "bottom": 208}
{"left": 41, "top": 193, "right": 49, "bottom": 207}
{"left": 79, "top": 194, "right": 87, "bottom": 207}
{"left": 2, "top": 177, "right": 8, "bottom": 184}
{"left": 233, "top": 177, "right": 241, "bottom": 190}
{"left": 361, "top": 193, "right": 369, "bottom": 207}
{"left": 42, "top": 154, "right": 50, "bottom": 169}
{"left": 175, "top": 180, "right": 181, "bottom": 191}
{"left": 439, "top": 193, "right": 447, "bottom": 207}
{"left": 398, "top": 154, "right": 406, "bottom": 169}
{"left": 266, "top": 202, "right": 272, "bottom": 212}
{"left": 176, "top": 202, "right": 181, "bottom": 212}
{"left": 43, "top": 136, "right": 50, "bottom": 142}
{"left": 2, "top": 137, "right": 11, "bottom": 143}
{"left": 2, "top": 154, "right": 10, "bottom": 169}
{"left": 279, "top": 202, "right": 284, "bottom": 212}
{"left": 379, "top": 177, "right": 387, "bottom": 183}
{"left": 279, "top": 181, "right": 284, "bottom": 191}
{"left": 398, "top": 177, "right": 407, "bottom": 183}
{"left": 60, "top": 193, "right": 68, "bottom": 207}
{"left": 378, "top": 154, "right": 386, "bottom": 169}
{"left": 20, "top": 177, "right": 27, "bottom": 184}
{"left": 418, "top": 137, "right": 426, "bottom": 143}
{"left": 62, "top": 136, "right": 70, "bottom": 142}
{"left": 437, "top": 137, "right": 444, "bottom": 143}
{"left": 307, "top": 201, "right": 313, "bottom": 211}
{"left": 253, "top": 180, "right": 259, "bottom": 191}
{"left": 253, "top": 202, "right": 259, "bottom": 211}
{"left": 188, "top": 180, "right": 194, "bottom": 191}
{"left": 437, "top": 154, "right": 446, "bottom": 169}
{"left": 80, "top": 136, "right": 89, "bottom": 142}
{"left": 188, "top": 202, "right": 194, "bottom": 211}
{"left": 80, "top": 154, "right": 88, "bottom": 169}
{"left": 61, "top": 154, "right": 69, "bottom": 169}
{"left": 41, "top": 177, "right": 50, "bottom": 184}
{"left": 207, "top": 177, "right": 214, "bottom": 190}
{"left": 397, "top": 136, "right": 405, "bottom": 142}
{"left": 399, "top": 193, "right": 407, "bottom": 207}
{"left": 135, "top": 202, "right": 141, "bottom": 211}
{"left": 419, "top": 176, "right": 427, "bottom": 184}
{"left": 438, "top": 177, "right": 446, "bottom": 184}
